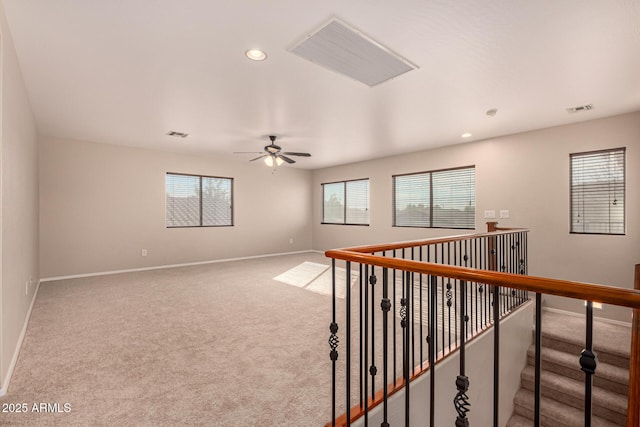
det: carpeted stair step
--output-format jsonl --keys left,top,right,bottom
{"left": 539, "top": 311, "right": 630, "bottom": 370}
{"left": 526, "top": 345, "right": 629, "bottom": 396}
{"left": 505, "top": 413, "right": 534, "bottom": 427}
{"left": 512, "top": 388, "right": 622, "bottom": 427}
{"left": 520, "top": 365, "right": 627, "bottom": 425}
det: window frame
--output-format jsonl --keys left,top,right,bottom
{"left": 392, "top": 165, "right": 476, "bottom": 230}
{"left": 321, "top": 178, "right": 370, "bottom": 226}
{"left": 165, "top": 172, "right": 234, "bottom": 228}
{"left": 569, "top": 147, "right": 625, "bottom": 236}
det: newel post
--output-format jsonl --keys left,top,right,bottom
{"left": 628, "top": 264, "right": 640, "bottom": 427}
{"left": 486, "top": 222, "right": 498, "bottom": 272}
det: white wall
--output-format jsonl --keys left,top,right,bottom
{"left": 39, "top": 137, "right": 313, "bottom": 278}
{"left": 0, "top": 1, "right": 39, "bottom": 392}
{"left": 313, "top": 112, "right": 640, "bottom": 322}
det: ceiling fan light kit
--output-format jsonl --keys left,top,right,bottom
{"left": 234, "top": 135, "right": 311, "bottom": 169}
{"left": 264, "top": 155, "right": 284, "bottom": 167}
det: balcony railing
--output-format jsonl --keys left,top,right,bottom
{"left": 324, "top": 223, "right": 640, "bottom": 427}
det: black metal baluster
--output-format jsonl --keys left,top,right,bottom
{"left": 393, "top": 249, "right": 397, "bottom": 386}
{"left": 429, "top": 275, "right": 437, "bottom": 427}
{"left": 370, "top": 266, "right": 377, "bottom": 400}
{"left": 454, "top": 280, "right": 470, "bottom": 427}
{"left": 401, "top": 249, "right": 406, "bottom": 396}
{"left": 454, "top": 242, "right": 459, "bottom": 349}
{"left": 447, "top": 279, "right": 453, "bottom": 352}
{"left": 511, "top": 233, "right": 516, "bottom": 274}
{"left": 329, "top": 259, "right": 339, "bottom": 427}
{"left": 359, "top": 263, "right": 364, "bottom": 409}
{"left": 534, "top": 293, "right": 542, "bottom": 427}
{"left": 493, "top": 283, "right": 500, "bottom": 427}
{"left": 501, "top": 235, "right": 507, "bottom": 315}
{"left": 381, "top": 267, "right": 391, "bottom": 427}
{"left": 508, "top": 234, "right": 514, "bottom": 310}
{"left": 363, "top": 264, "right": 369, "bottom": 426}
{"left": 400, "top": 270, "right": 408, "bottom": 424}
{"left": 411, "top": 247, "right": 415, "bottom": 372}
{"left": 581, "top": 301, "right": 598, "bottom": 427}
{"left": 419, "top": 246, "right": 424, "bottom": 368}
{"left": 480, "top": 238, "right": 486, "bottom": 328}
{"left": 523, "top": 232, "right": 529, "bottom": 300}
{"left": 474, "top": 238, "right": 479, "bottom": 333}
{"left": 404, "top": 271, "right": 411, "bottom": 427}
{"left": 345, "top": 261, "right": 352, "bottom": 426}
{"left": 463, "top": 240, "right": 471, "bottom": 336}
{"left": 440, "top": 244, "right": 445, "bottom": 356}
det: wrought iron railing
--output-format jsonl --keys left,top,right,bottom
{"left": 324, "top": 224, "right": 640, "bottom": 427}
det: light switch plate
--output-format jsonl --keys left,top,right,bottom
{"left": 500, "top": 210, "right": 510, "bottom": 219}
{"left": 484, "top": 210, "right": 496, "bottom": 219}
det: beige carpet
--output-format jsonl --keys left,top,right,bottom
{"left": 0, "top": 252, "right": 337, "bottom": 426}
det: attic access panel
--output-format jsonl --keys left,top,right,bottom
{"left": 289, "top": 17, "right": 417, "bottom": 87}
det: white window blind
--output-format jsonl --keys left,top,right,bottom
{"left": 393, "top": 173, "right": 430, "bottom": 227}
{"left": 346, "top": 180, "right": 370, "bottom": 224}
{"left": 570, "top": 148, "right": 625, "bottom": 235}
{"left": 166, "top": 174, "right": 200, "bottom": 227}
{"left": 202, "top": 177, "right": 233, "bottom": 226}
{"left": 322, "top": 182, "right": 345, "bottom": 224}
{"left": 432, "top": 168, "right": 475, "bottom": 229}
{"left": 166, "top": 173, "right": 233, "bottom": 227}
{"left": 393, "top": 166, "right": 475, "bottom": 229}
{"left": 322, "top": 179, "right": 369, "bottom": 225}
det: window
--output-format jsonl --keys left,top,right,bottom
{"left": 322, "top": 179, "right": 369, "bottom": 225}
{"left": 393, "top": 166, "right": 475, "bottom": 229}
{"left": 570, "top": 148, "right": 625, "bottom": 235}
{"left": 166, "top": 173, "right": 233, "bottom": 227}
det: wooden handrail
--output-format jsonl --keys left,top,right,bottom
{"left": 486, "top": 221, "right": 521, "bottom": 232}
{"left": 338, "top": 227, "right": 529, "bottom": 254}
{"left": 324, "top": 250, "right": 640, "bottom": 310}
{"left": 628, "top": 264, "right": 640, "bottom": 427}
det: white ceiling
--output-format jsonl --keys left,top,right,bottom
{"left": 4, "top": 0, "right": 640, "bottom": 169}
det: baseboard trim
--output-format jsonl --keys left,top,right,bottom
{"left": 542, "top": 307, "right": 632, "bottom": 328}
{"left": 0, "top": 280, "right": 41, "bottom": 396}
{"left": 40, "top": 250, "right": 320, "bottom": 282}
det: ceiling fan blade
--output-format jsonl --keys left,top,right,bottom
{"left": 250, "top": 155, "right": 267, "bottom": 162}
{"left": 279, "top": 155, "right": 296, "bottom": 164}
{"left": 282, "top": 152, "right": 311, "bottom": 157}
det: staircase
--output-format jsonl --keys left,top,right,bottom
{"left": 507, "top": 310, "right": 631, "bottom": 426}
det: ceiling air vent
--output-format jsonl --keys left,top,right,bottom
{"left": 289, "top": 17, "right": 418, "bottom": 87}
{"left": 166, "top": 131, "right": 189, "bottom": 138}
{"left": 566, "top": 104, "right": 594, "bottom": 114}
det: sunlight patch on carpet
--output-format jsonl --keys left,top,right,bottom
{"left": 274, "top": 262, "right": 358, "bottom": 298}
{"left": 273, "top": 261, "right": 329, "bottom": 287}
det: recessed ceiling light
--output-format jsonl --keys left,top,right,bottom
{"left": 245, "top": 49, "right": 267, "bottom": 61}
{"left": 166, "top": 131, "right": 189, "bottom": 138}
{"left": 461, "top": 133, "right": 472, "bottom": 138}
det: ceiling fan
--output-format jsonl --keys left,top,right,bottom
{"left": 234, "top": 135, "right": 311, "bottom": 167}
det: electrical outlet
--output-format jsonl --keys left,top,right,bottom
{"left": 289, "top": 238, "right": 293, "bottom": 245}
{"left": 141, "top": 249, "right": 148, "bottom": 257}
{"left": 483, "top": 210, "right": 496, "bottom": 219}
